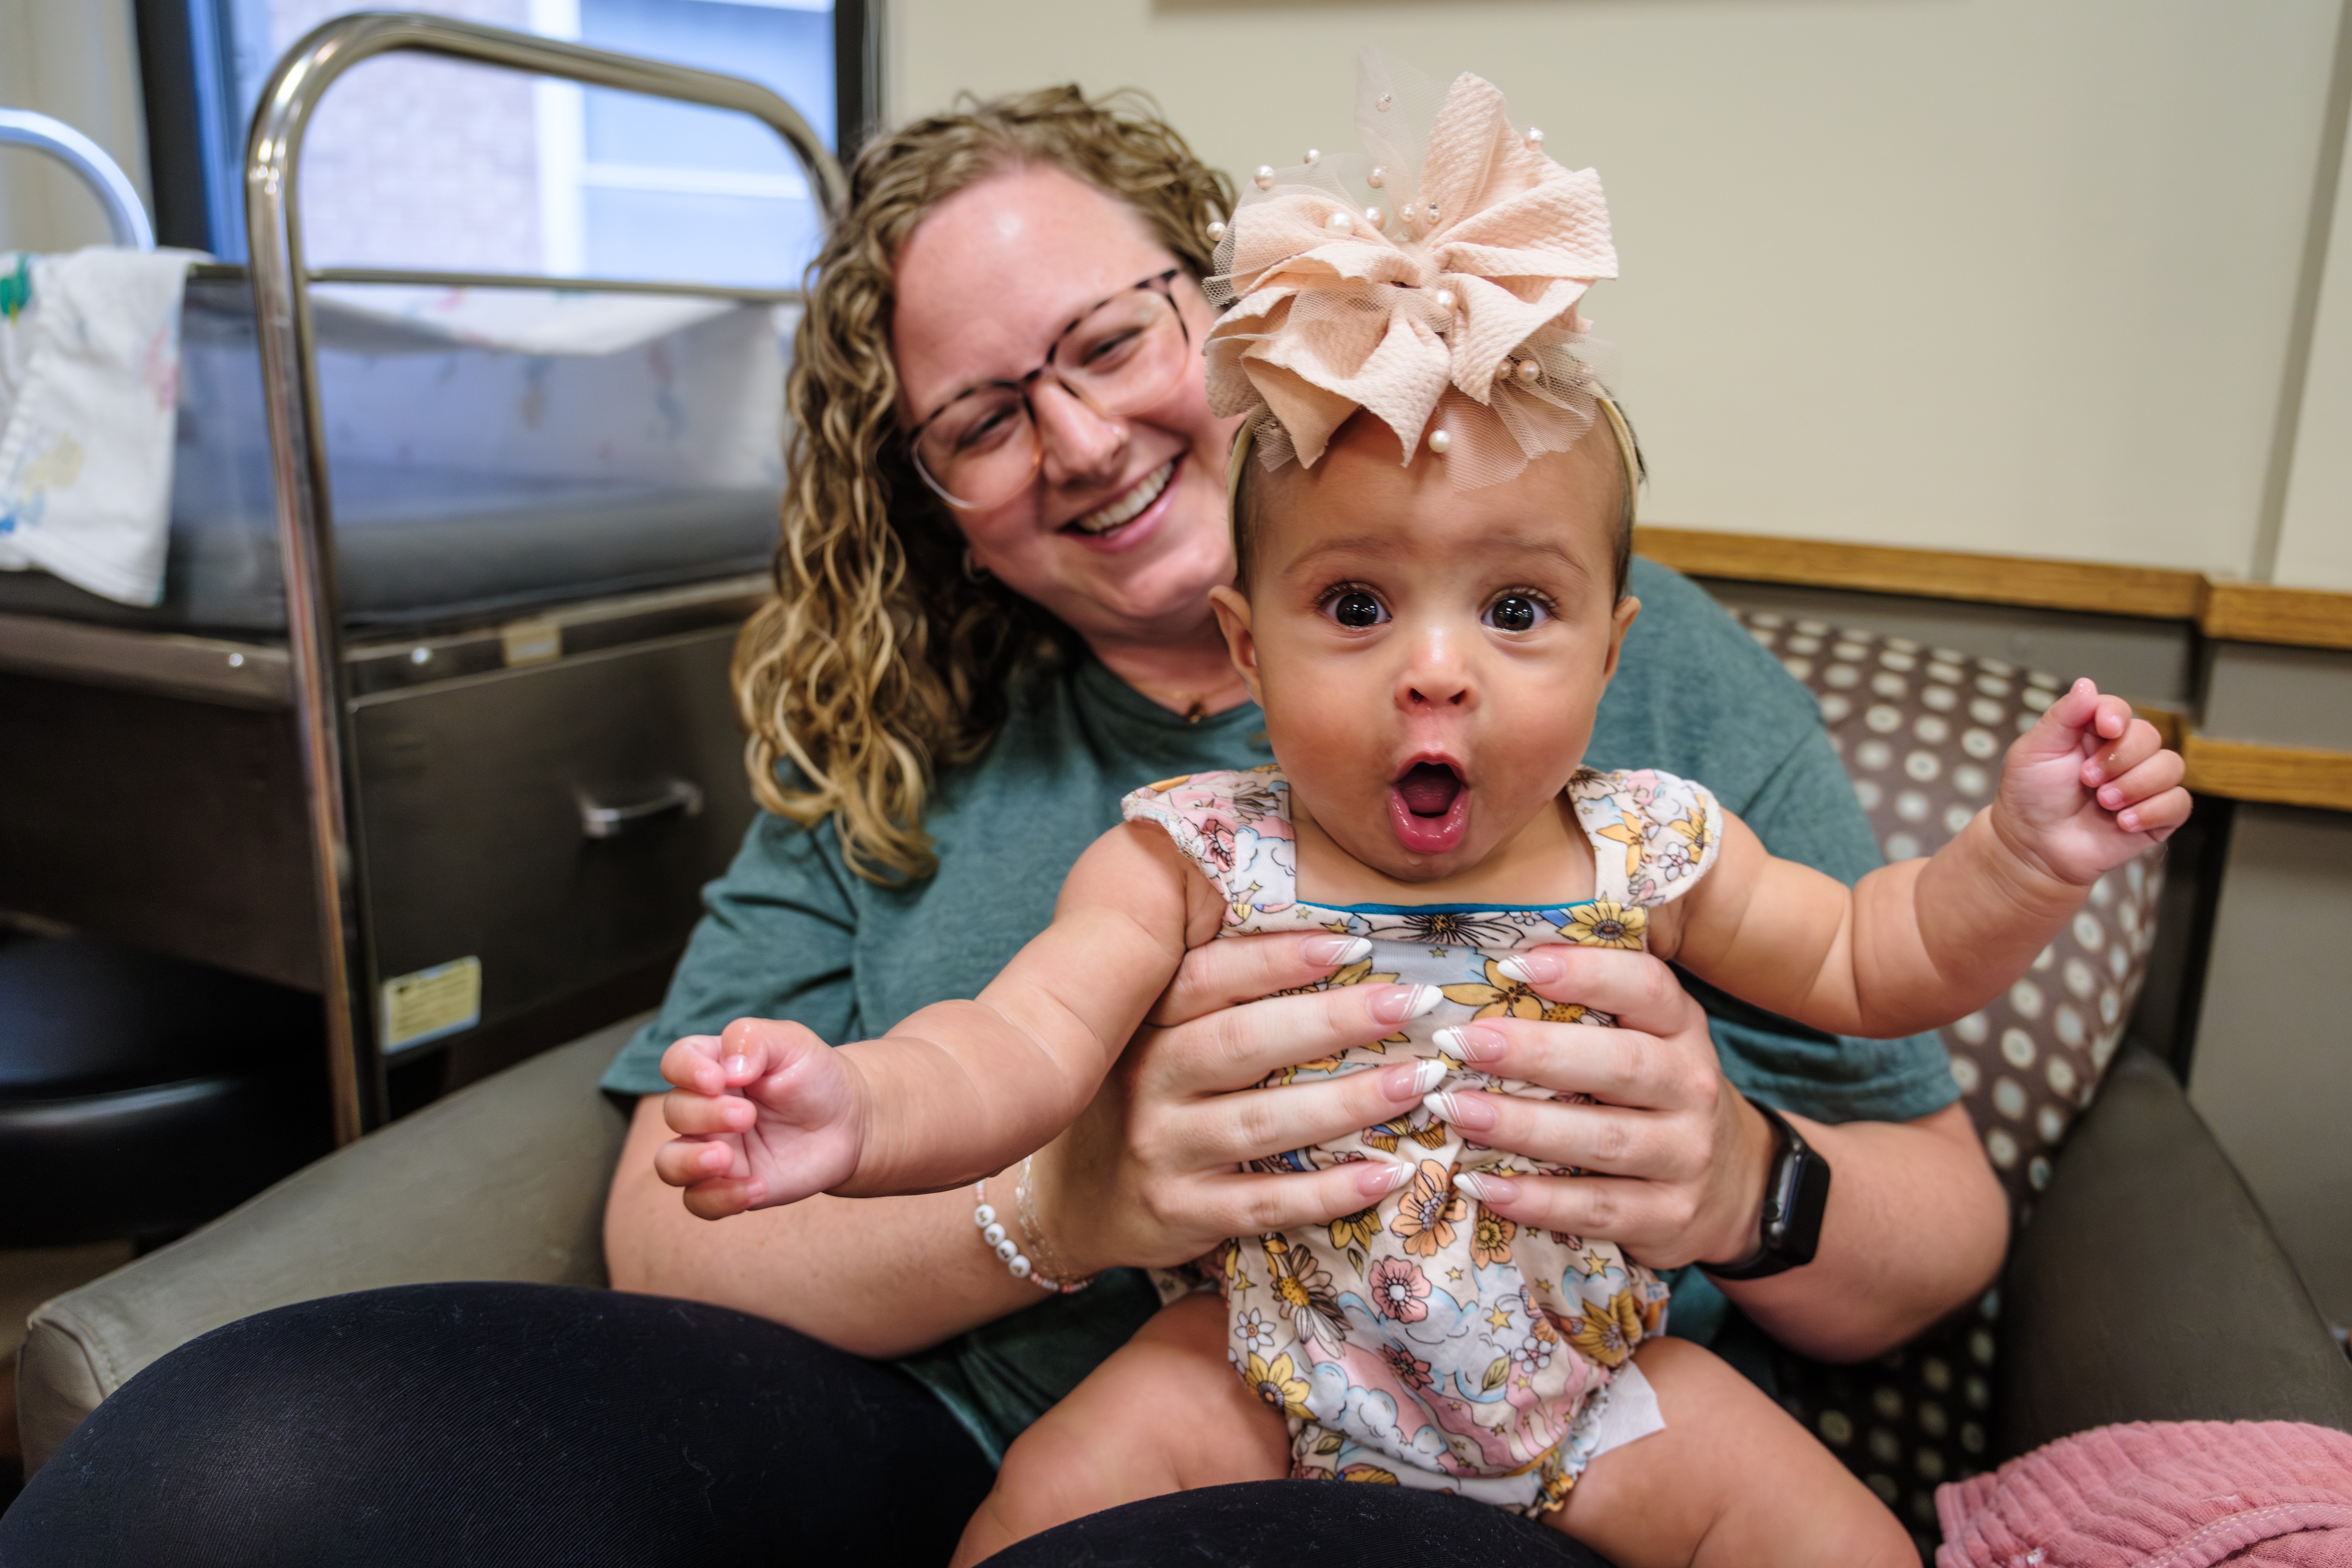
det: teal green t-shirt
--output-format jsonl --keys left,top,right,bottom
{"left": 601, "top": 557, "right": 1957, "bottom": 1460}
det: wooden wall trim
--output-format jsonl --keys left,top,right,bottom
{"left": 2202, "top": 582, "right": 2352, "bottom": 653}
{"left": 1636, "top": 526, "right": 2352, "bottom": 650}
{"left": 1634, "top": 527, "right": 2209, "bottom": 620}
{"left": 2181, "top": 736, "right": 2352, "bottom": 814}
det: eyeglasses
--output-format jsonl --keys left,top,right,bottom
{"left": 905, "top": 268, "right": 1192, "bottom": 511}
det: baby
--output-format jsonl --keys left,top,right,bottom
{"left": 656, "top": 70, "right": 2188, "bottom": 1568}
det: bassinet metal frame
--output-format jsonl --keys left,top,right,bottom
{"left": 243, "top": 12, "right": 843, "bottom": 1141}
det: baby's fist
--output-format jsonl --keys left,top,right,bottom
{"left": 654, "top": 1017, "right": 867, "bottom": 1220}
{"left": 1994, "top": 677, "right": 2189, "bottom": 885}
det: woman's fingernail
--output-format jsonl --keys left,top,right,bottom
{"left": 1370, "top": 984, "right": 1444, "bottom": 1025}
{"left": 1433, "top": 1024, "right": 1507, "bottom": 1063}
{"left": 1302, "top": 934, "right": 1373, "bottom": 967}
{"left": 1456, "top": 1171, "right": 1517, "bottom": 1204}
{"left": 1357, "top": 1161, "right": 1414, "bottom": 1198}
{"left": 1424, "top": 1090, "right": 1496, "bottom": 1130}
{"left": 1382, "top": 1059, "right": 1449, "bottom": 1100}
{"left": 1496, "top": 953, "right": 1561, "bottom": 985}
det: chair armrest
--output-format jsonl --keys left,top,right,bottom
{"left": 16, "top": 1015, "right": 642, "bottom": 1471}
{"left": 1997, "top": 1042, "right": 2352, "bottom": 1456}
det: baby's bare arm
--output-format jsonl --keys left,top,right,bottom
{"left": 1665, "top": 679, "right": 2186, "bottom": 1039}
{"left": 658, "top": 822, "right": 1222, "bottom": 1214}
{"left": 838, "top": 823, "right": 1223, "bottom": 1195}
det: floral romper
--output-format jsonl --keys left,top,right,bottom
{"left": 1121, "top": 764, "right": 1724, "bottom": 1515}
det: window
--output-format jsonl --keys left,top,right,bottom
{"left": 137, "top": 0, "right": 868, "bottom": 288}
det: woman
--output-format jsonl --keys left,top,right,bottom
{"left": 2, "top": 88, "right": 2003, "bottom": 1567}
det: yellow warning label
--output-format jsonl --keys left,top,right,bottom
{"left": 501, "top": 620, "right": 562, "bottom": 667}
{"left": 381, "top": 956, "right": 482, "bottom": 1051}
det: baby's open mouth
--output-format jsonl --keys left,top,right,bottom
{"left": 1397, "top": 762, "right": 1463, "bottom": 817}
{"left": 1389, "top": 761, "right": 1470, "bottom": 856}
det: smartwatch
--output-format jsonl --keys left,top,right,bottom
{"left": 1701, "top": 1103, "right": 1831, "bottom": 1281}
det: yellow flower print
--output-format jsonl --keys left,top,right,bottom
{"left": 1327, "top": 1205, "right": 1382, "bottom": 1258}
{"left": 1244, "top": 1350, "right": 1312, "bottom": 1419}
{"left": 1339, "top": 1463, "right": 1401, "bottom": 1485}
{"left": 1560, "top": 901, "right": 1647, "bottom": 951}
{"left": 1566, "top": 1289, "right": 1645, "bottom": 1368}
{"left": 1361, "top": 1112, "right": 1448, "bottom": 1153}
{"left": 1470, "top": 1208, "right": 1517, "bottom": 1268}
{"left": 1593, "top": 815, "right": 1645, "bottom": 880}
{"left": 1390, "top": 1160, "right": 1468, "bottom": 1258}
{"left": 1668, "top": 809, "right": 1714, "bottom": 860}
{"left": 1440, "top": 959, "right": 1588, "bottom": 1024}
{"left": 1143, "top": 774, "right": 1193, "bottom": 794}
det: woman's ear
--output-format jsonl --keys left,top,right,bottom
{"left": 1209, "top": 585, "right": 1267, "bottom": 705}
{"left": 1600, "top": 595, "right": 1640, "bottom": 683}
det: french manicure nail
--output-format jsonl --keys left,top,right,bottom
{"left": 1303, "top": 934, "right": 1374, "bottom": 967}
{"left": 1424, "top": 1089, "right": 1495, "bottom": 1130}
{"left": 1434, "top": 1024, "right": 1507, "bottom": 1063}
{"left": 1496, "top": 953, "right": 1560, "bottom": 985}
{"left": 1456, "top": 1171, "right": 1517, "bottom": 1203}
{"left": 1371, "top": 984, "right": 1444, "bottom": 1025}
{"left": 1357, "top": 1161, "right": 1413, "bottom": 1198}
{"left": 1385, "top": 1059, "right": 1449, "bottom": 1100}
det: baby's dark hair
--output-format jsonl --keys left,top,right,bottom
{"left": 1229, "top": 401, "right": 1647, "bottom": 601}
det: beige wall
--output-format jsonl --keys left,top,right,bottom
{"left": 0, "top": 0, "right": 150, "bottom": 253}
{"left": 890, "top": 0, "right": 2350, "bottom": 583}
{"left": 2275, "top": 97, "right": 2352, "bottom": 593}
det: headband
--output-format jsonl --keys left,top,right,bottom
{"left": 1203, "top": 55, "right": 1620, "bottom": 493}
{"left": 1223, "top": 388, "right": 1643, "bottom": 538}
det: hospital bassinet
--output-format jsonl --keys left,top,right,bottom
{"left": 0, "top": 275, "right": 790, "bottom": 634}
{"left": 0, "top": 14, "right": 844, "bottom": 1141}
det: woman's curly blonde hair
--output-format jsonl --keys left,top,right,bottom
{"left": 732, "top": 86, "right": 1235, "bottom": 884}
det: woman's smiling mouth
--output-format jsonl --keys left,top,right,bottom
{"left": 1066, "top": 457, "right": 1176, "bottom": 537}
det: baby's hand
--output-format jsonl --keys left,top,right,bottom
{"left": 653, "top": 1018, "right": 867, "bottom": 1220}
{"left": 1993, "top": 677, "right": 2189, "bottom": 886}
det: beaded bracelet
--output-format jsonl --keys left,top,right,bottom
{"left": 1017, "top": 1155, "right": 1093, "bottom": 1295}
{"left": 971, "top": 1167, "right": 1094, "bottom": 1294}
{"left": 972, "top": 1174, "right": 1046, "bottom": 1286}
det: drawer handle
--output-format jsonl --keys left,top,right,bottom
{"left": 578, "top": 779, "right": 704, "bottom": 839}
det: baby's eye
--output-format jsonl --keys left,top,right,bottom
{"left": 1484, "top": 595, "right": 1549, "bottom": 633}
{"left": 1325, "top": 589, "right": 1389, "bottom": 629}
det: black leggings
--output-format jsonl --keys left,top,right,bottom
{"left": 0, "top": 1283, "right": 1608, "bottom": 1567}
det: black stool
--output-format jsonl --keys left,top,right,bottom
{"left": 0, "top": 934, "right": 331, "bottom": 1248}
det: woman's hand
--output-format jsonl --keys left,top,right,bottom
{"left": 1417, "top": 944, "right": 1778, "bottom": 1272}
{"left": 1023, "top": 932, "right": 1456, "bottom": 1278}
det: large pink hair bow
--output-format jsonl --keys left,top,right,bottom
{"left": 1205, "top": 63, "right": 1617, "bottom": 489}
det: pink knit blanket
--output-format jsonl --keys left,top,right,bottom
{"left": 1935, "top": 1422, "right": 2352, "bottom": 1566}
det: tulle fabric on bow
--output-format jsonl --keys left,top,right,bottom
{"left": 1205, "top": 59, "right": 1617, "bottom": 491}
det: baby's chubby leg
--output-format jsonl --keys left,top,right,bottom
{"left": 1550, "top": 1337, "right": 1915, "bottom": 1568}
{"left": 950, "top": 1293, "right": 1288, "bottom": 1568}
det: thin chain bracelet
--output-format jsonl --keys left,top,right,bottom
{"left": 1016, "top": 1155, "right": 1095, "bottom": 1295}
{"left": 972, "top": 1174, "right": 1051, "bottom": 1288}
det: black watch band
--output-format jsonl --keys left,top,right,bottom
{"left": 1701, "top": 1103, "right": 1831, "bottom": 1281}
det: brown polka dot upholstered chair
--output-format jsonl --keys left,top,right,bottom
{"left": 1725, "top": 609, "right": 2345, "bottom": 1557}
